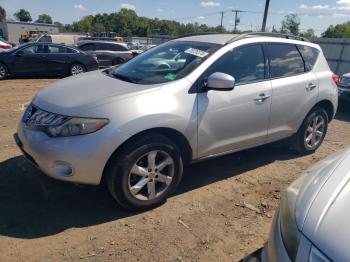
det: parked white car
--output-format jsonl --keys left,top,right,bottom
{"left": 0, "top": 38, "right": 12, "bottom": 52}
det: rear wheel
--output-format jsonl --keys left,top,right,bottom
{"left": 105, "top": 134, "right": 183, "bottom": 211}
{"left": 291, "top": 106, "right": 328, "bottom": 154}
{"left": 70, "top": 63, "right": 86, "bottom": 76}
{"left": 0, "top": 63, "right": 8, "bottom": 80}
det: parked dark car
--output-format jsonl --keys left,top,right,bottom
{"left": 0, "top": 43, "right": 99, "bottom": 80}
{"left": 76, "top": 40, "right": 133, "bottom": 67}
{"left": 339, "top": 73, "right": 350, "bottom": 102}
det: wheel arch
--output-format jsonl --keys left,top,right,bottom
{"left": 102, "top": 127, "right": 193, "bottom": 182}
{"left": 314, "top": 99, "right": 334, "bottom": 123}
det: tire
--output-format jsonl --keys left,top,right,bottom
{"left": 0, "top": 63, "right": 8, "bottom": 80}
{"left": 105, "top": 134, "right": 183, "bottom": 211}
{"left": 112, "top": 58, "right": 124, "bottom": 66}
{"left": 291, "top": 106, "right": 328, "bottom": 154}
{"left": 70, "top": 63, "right": 86, "bottom": 76}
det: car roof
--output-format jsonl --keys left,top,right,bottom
{"left": 77, "top": 40, "right": 124, "bottom": 45}
{"left": 173, "top": 32, "right": 312, "bottom": 46}
{"left": 174, "top": 34, "right": 238, "bottom": 45}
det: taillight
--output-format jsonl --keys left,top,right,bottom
{"left": 0, "top": 44, "right": 11, "bottom": 49}
{"left": 127, "top": 51, "right": 133, "bottom": 58}
{"left": 332, "top": 74, "right": 340, "bottom": 87}
{"left": 91, "top": 55, "right": 98, "bottom": 63}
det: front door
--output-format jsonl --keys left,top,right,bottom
{"left": 197, "top": 44, "right": 272, "bottom": 158}
{"left": 12, "top": 44, "right": 47, "bottom": 75}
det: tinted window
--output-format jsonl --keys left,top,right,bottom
{"left": 298, "top": 45, "right": 319, "bottom": 71}
{"left": 48, "top": 45, "right": 66, "bottom": 53}
{"left": 80, "top": 43, "right": 95, "bottom": 51}
{"left": 20, "top": 45, "right": 47, "bottom": 54}
{"left": 110, "top": 44, "right": 127, "bottom": 51}
{"left": 208, "top": 44, "right": 265, "bottom": 85}
{"left": 66, "top": 47, "right": 78, "bottom": 53}
{"left": 269, "top": 44, "right": 305, "bottom": 78}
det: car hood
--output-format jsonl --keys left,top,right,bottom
{"left": 296, "top": 148, "right": 350, "bottom": 261}
{"left": 32, "top": 70, "right": 162, "bottom": 116}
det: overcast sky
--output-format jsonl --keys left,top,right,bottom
{"left": 1, "top": 0, "right": 350, "bottom": 34}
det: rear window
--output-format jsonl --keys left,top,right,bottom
{"left": 96, "top": 43, "right": 127, "bottom": 51}
{"left": 298, "top": 45, "right": 319, "bottom": 71}
{"left": 268, "top": 44, "right": 305, "bottom": 78}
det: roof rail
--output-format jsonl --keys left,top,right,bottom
{"left": 225, "top": 32, "right": 310, "bottom": 44}
{"left": 174, "top": 32, "right": 232, "bottom": 40}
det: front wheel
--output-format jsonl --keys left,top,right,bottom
{"left": 105, "top": 134, "right": 183, "bottom": 211}
{"left": 70, "top": 63, "right": 86, "bottom": 76}
{"left": 291, "top": 106, "right": 328, "bottom": 154}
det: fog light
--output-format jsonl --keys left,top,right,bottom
{"left": 51, "top": 161, "right": 73, "bottom": 177}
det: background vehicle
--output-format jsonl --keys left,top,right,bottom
{"left": 262, "top": 148, "right": 350, "bottom": 262}
{"left": 0, "top": 38, "right": 12, "bottom": 52}
{"left": 339, "top": 73, "right": 350, "bottom": 102}
{"left": 76, "top": 40, "right": 133, "bottom": 67}
{"left": 36, "top": 34, "right": 83, "bottom": 45}
{"left": 0, "top": 42, "right": 98, "bottom": 80}
{"left": 16, "top": 33, "right": 338, "bottom": 210}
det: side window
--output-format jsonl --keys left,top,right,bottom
{"left": 79, "top": 43, "right": 95, "bottom": 51}
{"left": 48, "top": 45, "right": 66, "bottom": 53}
{"left": 110, "top": 44, "right": 127, "bottom": 51}
{"left": 20, "top": 45, "right": 47, "bottom": 54}
{"left": 66, "top": 48, "right": 78, "bottom": 53}
{"left": 269, "top": 44, "right": 305, "bottom": 78}
{"left": 96, "top": 43, "right": 108, "bottom": 50}
{"left": 208, "top": 44, "right": 265, "bottom": 85}
{"left": 298, "top": 45, "right": 319, "bottom": 71}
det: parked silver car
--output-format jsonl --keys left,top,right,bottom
{"left": 15, "top": 33, "right": 338, "bottom": 210}
{"left": 262, "top": 148, "right": 350, "bottom": 261}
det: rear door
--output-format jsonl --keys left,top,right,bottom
{"left": 12, "top": 44, "right": 48, "bottom": 75}
{"left": 45, "top": 44, "right": 70, "bottom": 75}
{"left": 267, "top": 43, "right": 318, "bottom": 142}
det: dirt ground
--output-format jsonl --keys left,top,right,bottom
{"left": 0, "top": 79, "right": 349, "bottom": 262}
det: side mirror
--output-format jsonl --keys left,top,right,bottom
{"left": 206, "top": 72, "right": 235, "bottom": 91}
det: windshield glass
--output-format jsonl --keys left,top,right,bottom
{"left": 112, "top": 41, "right": 220, "bottom": 84}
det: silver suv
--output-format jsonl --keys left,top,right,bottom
{"left": 16, "top": 33, "right": 338, "bottom": 210}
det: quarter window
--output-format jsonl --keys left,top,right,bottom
{"left": 298, "top": 45, "right": 319, "bottom": 71}
{"left": 19, "top": 45, "right": 47, "bottom": 54}
{"left": 207, "top": 44, "right": 266, "bottom": 85}
{"left": 48, "top": 45, "right": 66, "bottom": 53}
{"left": 268, "top": 44, "right": 305, "bottom": 78}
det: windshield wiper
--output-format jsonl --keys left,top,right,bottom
{"left": 112, "top": 73, "right": 136, "bottom": 83}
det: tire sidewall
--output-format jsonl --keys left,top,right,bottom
{"left": 107, "top": 136, "right": 183, "bottom": 210}
{"left": 297, "top": 107, "right": 328, "bottom": 153}
{"left": 70, "top": 63, "right": 86, "bottom": 75}
{"left": 0, "top": 63, "right": 8, "bottom": 80}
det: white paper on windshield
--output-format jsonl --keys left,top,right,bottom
{"left": 184, "top": 48, "right": 209, "bottom": 58}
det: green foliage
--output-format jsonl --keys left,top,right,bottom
{"left": 66, "top": 8, "right": 226, "bottom": 36}
{"left": 0, "top": 5, "right": 6, "bottom": 21}
{"left": 14, "top": 9, "right": 32, "bottom": 22}
{"left": 281, "top": 14, "right": 300, "bottom": 35}
{"left": 36, "top": 14, "right": 53, "bottom": 24}
{"left": 322, "top": 22, "right": 350, "bottom": 38}
{"left": 301, "top": 28, "right": 316, "bottom": 38}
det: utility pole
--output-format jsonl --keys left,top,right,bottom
{"left": 261, "top": 0, "right": 270, "bottom": 32}
{"left": 220, "top": 11, "right": 224, "bottom": 29}
{"left": 233, "top": 10, "right": 239, "bottom": 32}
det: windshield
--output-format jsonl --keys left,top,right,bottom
{"left": 112, "top": 41, "right": 220, "bottom": 84}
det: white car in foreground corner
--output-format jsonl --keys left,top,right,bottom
{"left": 262, "top": 148, "right": 350, "bottom": 261}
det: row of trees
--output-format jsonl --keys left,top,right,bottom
{"left": 1, "top": 5, "right": 350, "bottom": 38}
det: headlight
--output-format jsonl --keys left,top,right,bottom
{"left": 23, "top": 105, "right": 109, "bottom": 137}
{"left": 280, "top": 174, "right": 305, "bottom": 261}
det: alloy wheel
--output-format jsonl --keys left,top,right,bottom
{"left": 0, "top": 65, "right": 6, "bottom": 79}
{"left": 71, "top": 64, "right": 85, "bottom": 75}
{"left": 128, "top": 150, "right": 175, "bottom": 201}
{"left": 304, "top": 114, "right": 326, "bottom": 150}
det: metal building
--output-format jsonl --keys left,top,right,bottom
{"left": 0, "top": 21, "right": 59, "bottom": 44}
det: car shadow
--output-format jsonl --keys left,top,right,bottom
{"left": 0, "top": 142, "right": 299, "bottom": 239}
{"left": 335, "top": 100, "right": 350, "bottom": 122}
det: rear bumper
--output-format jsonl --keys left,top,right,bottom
{"left": 339, "top": 88, "right": 350, "bottom": 101}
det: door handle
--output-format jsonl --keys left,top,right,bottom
{"left": 254, "top": 93, "right": 271, "bottom": 103}
{"left": 306, "top": 83, "right": 317, "bottom": 91}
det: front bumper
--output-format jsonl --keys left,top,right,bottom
{"left": 15, "top": 122, "right": 130, "bottom": 185}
